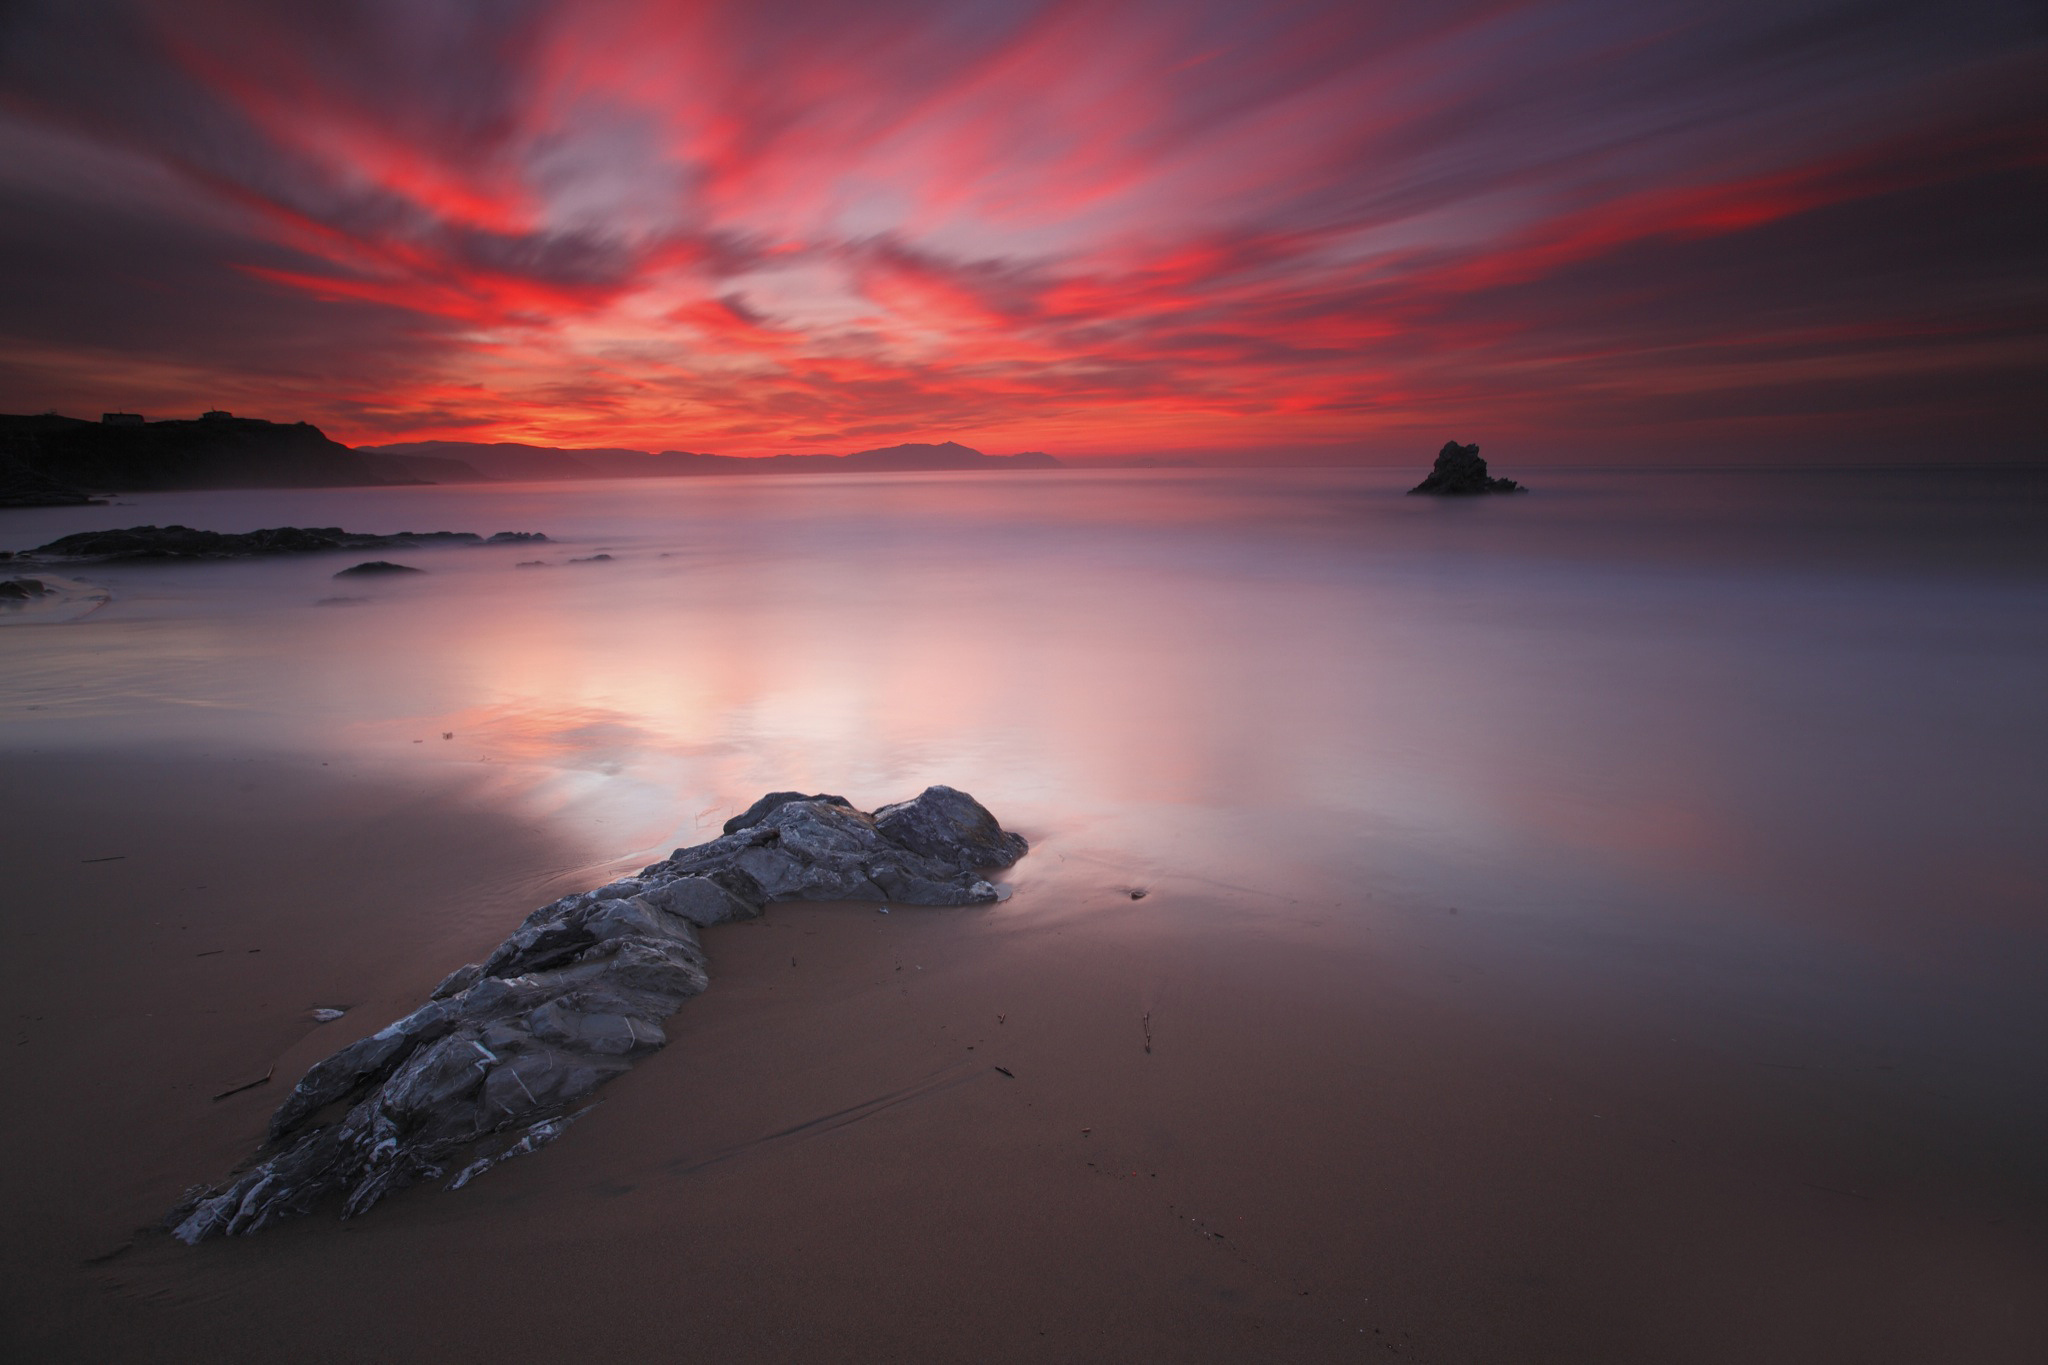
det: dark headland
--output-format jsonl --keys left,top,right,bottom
{"left": 0, "top": 411, "right": 1063, "bottom": 504}
{"left": 0, "top": 412, "right": 382, "bottom": 506}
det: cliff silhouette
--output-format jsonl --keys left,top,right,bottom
{"left": 0, "top": 413, "right": 405, "bottom": 505}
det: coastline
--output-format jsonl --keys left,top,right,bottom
{"left": 2, "top": 749, "right": 2043, "bottom": 1362}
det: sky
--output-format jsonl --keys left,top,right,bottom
{"left": 0, "top": 0, "right": 2042, "bottom": 462}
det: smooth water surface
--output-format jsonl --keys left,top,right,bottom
{"left": 4, "top": 466, "right": 2047, "bottom": 1190}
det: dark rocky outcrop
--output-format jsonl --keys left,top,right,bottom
{"left": 1408, "top": 441, "right": 1526, "bottom": 496}
{"left": 27, "top": 525, "right": 548, "bottom": 561}
{"left": 334, "top": 561, "right": 421, "bottom": 577}
{"left": 169, "top": 788, "right": 1027, "bottom": 1243}
{"left": 1, "top": 577, "right": 53, "bottom": 601}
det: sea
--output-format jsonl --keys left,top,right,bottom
{"left": 4, "top": 463, "right": 2046, "bottom": 1245}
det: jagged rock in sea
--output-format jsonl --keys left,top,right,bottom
{"left": 168, "top": 787, "right": 1027, "bottom": 1243}
{"left": 27, "top": 525, "right": 548, "bottom": 561}
{"left": 1408, "top": 441, "right": 1527, "bottom": 496}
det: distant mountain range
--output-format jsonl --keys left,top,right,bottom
{"left": 0, "top": 414, "right": 1063, "bottom": 505}
{"left": 356, "top": 438, "right": 1061, "bottom": 482}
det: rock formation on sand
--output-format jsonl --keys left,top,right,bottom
{"left": 1408, "top": 441, "right": 1526, "bottom": 496}
{"left": 168, "top": 786, "right": 1026, "bottom": 1243}
{"left": 27, "top": 525, "right": 547, "bottom": 561}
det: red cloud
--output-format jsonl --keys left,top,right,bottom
{"left": 0, "top": 0, "right": 2040, "bottom": 457}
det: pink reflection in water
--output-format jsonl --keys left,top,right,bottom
{"left": 1, "top": 467, "right": 2044, "bottom": 973}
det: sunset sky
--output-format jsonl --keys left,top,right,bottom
{"left": 1, "top": 0, "right": 2042, "bottom": 461}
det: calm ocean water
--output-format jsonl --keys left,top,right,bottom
{"left": 5, "top": 465, "right": 2046, "bottom": 1172}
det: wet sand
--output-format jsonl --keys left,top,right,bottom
{"left": 2, "top": 753, "right": 2044, "bottom": 1363}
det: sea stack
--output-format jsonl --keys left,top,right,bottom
{"left": 1408, "top": 441, "right": 1526, "bottom": 495}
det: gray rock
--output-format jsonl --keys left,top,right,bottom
{"left": 874, "top": 785, "right": 1029, "bottom": 873}
{"left": 447, "top": 1108, "right": 591, "bottom": 1190}
{"left": 170, "top": 786, "right": 1027, "bottom": 1241}
{"left": 722, "top": 791, "right": 851, "bottom": 835}
{"left": 637, "top": 875, "right": 761, "bottom": 926}
{"left": 650, "top": 798, "right": 1000, "bottom": 905}
{"left": 431, "top": 963, "right": 484, "bottom": 999}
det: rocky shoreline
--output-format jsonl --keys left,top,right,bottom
{"left": 169, "top": 786, "right": 1027, "bottom": 1243}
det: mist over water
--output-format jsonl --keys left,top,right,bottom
{"left": 5, "top": 466, "right": 2047, "bottom": 1162}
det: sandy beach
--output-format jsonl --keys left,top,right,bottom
{"left": 3, "top": 747, "right": 2042, "bottom": 1363}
